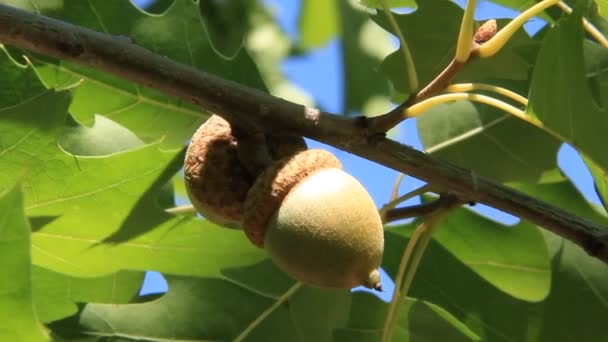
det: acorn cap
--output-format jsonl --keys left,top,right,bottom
{"left": 184, "top": 115, "right": 308, "bottom": 228}
{"left": 243, "top": 149, "right": 341, "bottom": 247}
{"left": 184, "top": 115, "right": 252, "bottom": 227}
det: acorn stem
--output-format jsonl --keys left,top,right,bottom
{"left": 231, "top": 124, "right": 273, "bottom": 180}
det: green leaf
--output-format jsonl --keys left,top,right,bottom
{"left": 0, "top": 185, "right": 49, "bottom": 341}
{"left": 527, "top": 8, "right": 608, "bottom": 179}
{"left": 198, "top": 0, "right": 256, "bottom": 58}
{"left": 334, "top": 292, "right": 480, "bottom": 342}
{"left": 32, "top": 268, "right": 144, "bottom": 323}
{"left": 381, "top": 174, "right": 608, "bottom": 341}
{"left": 59, "top": 114, "right": 145, "bottom": 156}
{"left": 53, "top": 276, "right": 350, "bottom": 341}
{"left": 390, "top": 200, "right": 551, "bottom": 302}
{"left": 598, "top": 0, "right": 608, "bottom": 18}
{"left": 340, "top": 1, "right": 392, "bottom": 114}
{"left": 383, "top": 229, "right": 608, "bottom": 341}
{"left": 246, "top": 3, "right": 314, "bottom": 106}
{"left": 0, "top": 49, "right": 47, "bottom": 107}
{"left": 298, "top": 0, "right": 338, "bottom": 49}
{"left": 375, "top": 5, "right": 535, "bottom": 100}
{"left": 511, "top": 173, "right": 608, "bottom": 227}
{"left": 0, "top": 68, "right": 262, "bottom": 279}
{"left": 360, "top": 0, "right": 417, "bottom": 9}
{"left": 417, "top": 97, "right": 560, "bottom": 183}
{"left": 585, "top": 156, "right": 608, "bottom": 212}
{"left": 17, "top": 0, "right": 265, "bottom": 147}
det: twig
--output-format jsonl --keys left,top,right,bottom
{"left": 380, "top": 184, "right": 435, "bottom": 222}
{"left": 384, "top": 197, "right": 456, "bottom": 223}
{"left": 0, "top": 4, "right": 606, "bottom": 263}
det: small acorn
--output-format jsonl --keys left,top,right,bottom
{"left": 185, "top": 116, "right": 384, "bottom": 290}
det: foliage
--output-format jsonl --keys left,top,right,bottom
{"left": 0, "top": 0, "right": 607, "bottom": 341}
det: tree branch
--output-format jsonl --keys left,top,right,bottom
{"left": 0, "top": 4, "right": 606, "bottom": 263}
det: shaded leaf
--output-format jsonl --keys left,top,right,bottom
{"left": 511, "top": 172, "right": 608, "bottom": 227}
{"left": 341, "top": 0, "right": 392, "bottom": 114}
{"left": 417, "top": 97, "right": 560, "bottom": 183}
{"left": 334, "top": 292, "right": 480, "bottom": 342}
{"left": 0, "top": 49, "right": 47, "bottom": 107}
{"left": 198, "top": 0, "right": 256, "bottom": 58}
{"left": 381, "top": 174, "right": 608, "bottom": 341}
{"left": 0, "top": 185, "right": 49, "bottom": 341}
{"left": 585, "top": 156, "right": 608, "bottom": 212}
{"left": 54, "top": 275, "right": 350, "bottom": 342}
{"left": 390, "top": 199, "right": 551, "bottom": 302}
{"left": 527, "top": 8, "right": 608, "bottom": 179}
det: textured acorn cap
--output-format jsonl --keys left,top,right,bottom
{"left": 243, "top": 149, "right": 341, "bottom": 247}
{"left": 184, "top": 115, "right": 252, "bottom": 227}
{"left": 184, "top": 115, "right": 307, "bottom": 228}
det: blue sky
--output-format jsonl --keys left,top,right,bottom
{"left": 133, "top": 0, "right": 602, "bottom": 301}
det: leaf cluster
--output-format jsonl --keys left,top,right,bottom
{"left": 0, "top": 0, "right": 607, "bottom": 341}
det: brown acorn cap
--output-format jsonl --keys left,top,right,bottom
{"left": 184, "top": 115, "right": 253, "bottom": 227}
{"left": 243, "top": 149, "right": 342, "bottom": 248}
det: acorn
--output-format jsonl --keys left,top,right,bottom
{"left": 184, "top": 116, "right": 384, "bottom": 290}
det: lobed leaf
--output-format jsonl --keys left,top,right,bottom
{"left": 388, "top": 200, "right": 552, "bottom": 302}
{"left": 0, "top": 185, "right": 49, "bottom": 341}
{"left": 10, "top": 0, "right": 266, "bottom": 147}
{"left": 52, "top": 275, "right": 351, "bottom": 341}
{"left": 334, "top": 292, "right": 480, "bottom": 342}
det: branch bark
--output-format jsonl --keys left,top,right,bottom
{"left": 0, "top": 4, "right": 607, "bottom": 263}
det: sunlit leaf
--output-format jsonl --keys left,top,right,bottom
{"left": 360, "top": 0, "right": 416, "bottom": 9}
{"left": 298, "top": 0, "right": 338, "bottom": 49}
{"left": 0, "top": 185, "right": 49, "bottom": 341}
{"left": 32, "top": 268, "right": 144, "bottom": 323}
{"left": 13, "top": 0, "right": 265, "bottom": 147}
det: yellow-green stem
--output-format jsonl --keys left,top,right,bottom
{"left": 390, "top": 173, "right": 406, "bottom": 202}
{"left": 556, "top": 1, "right": 608, "bottom": 47}
{"left": 478, "top": 0, "right": 560, "bottom": 58}
{"left": 381, "top": 220, "right": 428, "bottom": 342}
{"left": 403, "top": 92, "right": 569, "bottom": 149}
{"left": 382, "top": 206, "right": 454, "bottom": 342}
{"left": 403, "top": 92, "right": 528, "bottom": 120}
{"left": 165, "top": 204, "right": 197, "bottom": 215}
{"left": 446, "top": 83, "right": 528, "bottom": 106}
{"left": 379, "top": 0, "right": 419, "bottom": 92}
{"left": 455, "top": 0, "right": 477, "bottom": 62}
